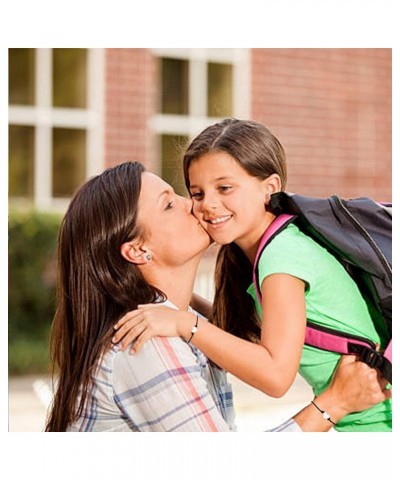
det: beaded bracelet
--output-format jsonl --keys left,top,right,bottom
{"left": 311, "top": 398, "right": 337, "bottom": 426}
{"left": 187, "top": 314, "right": 199, "bottom": 343}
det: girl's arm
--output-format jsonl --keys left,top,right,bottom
{"left": 189, "top": 273, "right": 305, "bottom": 397}
{"left": 113, "top": 273, "right": 306, "bottom": 398}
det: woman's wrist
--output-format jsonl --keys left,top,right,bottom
{"left": 313, "top": 389, "right": 348, "bottom": 424}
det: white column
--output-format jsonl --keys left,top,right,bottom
{"left": 86, "top": 48, "right": 105, "bottom": 179}
{"left": 233, "top": 48, "right": 251, "bottom": 119}
{"left": 34, "top": 48, "right": 52, "bottom": 210}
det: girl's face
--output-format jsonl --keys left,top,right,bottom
{"left": 188, "top": 151, "right": 274, "bottom": 251}
{"left": 138, "top": 172, "right": 211, "bottom": 266}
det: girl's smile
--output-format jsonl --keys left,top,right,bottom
{"left": 204, "top": 214, "right": 233, "bottom": 228}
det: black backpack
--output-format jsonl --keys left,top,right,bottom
{"left": 253, "top": 191, "right": 392, "bottom": 384}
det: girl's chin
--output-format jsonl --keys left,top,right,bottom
{"left": 206, "top": 231, "right": 232, "bottom": 246}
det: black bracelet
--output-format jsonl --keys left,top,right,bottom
{"left": 187, "top": 314, "right": 199, "bottom": 343}
{"left": 311, "top": 398, "right": 337, "bottom": 426}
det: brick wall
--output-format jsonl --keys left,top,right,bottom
{"left": 251, "top": 49, "right": 392, "bottom": 201}
{"left": 104, "top": 49, "right": 156, "bottom": 170}
{"left": 103, "top": 49, "right": 391, "bottom": 202}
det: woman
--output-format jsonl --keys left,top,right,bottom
{"left": 44, "top": 161, "right": 388, "bottom": 432}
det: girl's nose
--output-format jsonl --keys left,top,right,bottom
{"left": 201, "top": 194, "right": 219, "bottom": 212}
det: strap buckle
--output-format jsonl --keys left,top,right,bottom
{"left": 358, "top": 347, "right": 384, "bottom": 369}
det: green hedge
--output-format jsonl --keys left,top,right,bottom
{"left": 9, "top": 210, "right": 62, "bottom": 375}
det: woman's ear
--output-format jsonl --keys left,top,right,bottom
{"left": 120, "top": 240, "right": 152, "bottom": 265}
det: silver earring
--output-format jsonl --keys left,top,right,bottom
{"left": 145, "top": 253, "right": 152, "bottom": 261}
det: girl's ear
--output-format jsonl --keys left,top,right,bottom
{"left": 264, "top": 173, "right": 282, "bottom": 195}
{"left": 120, "top": 239, "right": 152, "bottom": 265}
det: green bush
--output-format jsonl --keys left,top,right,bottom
{"left": 9, "top": 210, "right": 62, "bottom": 375}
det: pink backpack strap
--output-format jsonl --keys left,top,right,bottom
{"left": 384, "top": 339, "right": 392, "bottom": 362}
{"left": 305, "top": 323, "right": 392, "bottom": 383}
{"left": 304, "top": 324, "right": 376, "bottom": 355}
{"left": 253, "top": 214, "right": 295, "bottom": 303}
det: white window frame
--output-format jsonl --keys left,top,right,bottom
{"left": 150, "top": 49, "right": 250, "bottom": 300}
{"left": 8, "top": 48, "right": 105, "bottom": 211}
{"left": 149, "top": 48, "right": 250, "bottom": 175}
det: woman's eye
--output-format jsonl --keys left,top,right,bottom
{"left": 165, "top": 201, "right": 174, "bottom": 210}
{"left": 219, "top": 185, "right": 232, "bottom": 192}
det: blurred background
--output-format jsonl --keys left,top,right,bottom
{"left": 8, "top": 48, "right": 392, "bottom": 431}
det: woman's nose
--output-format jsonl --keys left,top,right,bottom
{"left": 180, "top": 195, "right": 193, "bottom": 213}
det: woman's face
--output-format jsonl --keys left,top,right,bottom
{"left": 137, "top": 172, "right": 211, "bottom": 266}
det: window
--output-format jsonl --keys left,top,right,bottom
{"left": 52, "top": 128, "right": 87, "bottom": 198}
{"left": 160, "top": 58, "right": 189, "bottom": 115}
{"left": 152, "top": 48, "right": 250, "bottom": 196}
{"left": 161, "top": 134, "right": 189, "bottom": 196}
{"left": 8, "top": 48, "right": 35, "bottom": 106}
{"left": 53, "top": 49, "right": 87, "bottom": 108}
{"left": 8, "top": 125, "right": 35, "bottom": 198}
{"left": 207, "top": 62, "right": 233, "bottom": 117}
{"left": 8, "top": 48, "right": 104, "bottom": 210}
{"left": 152, "top": 49, "right": 250, "bottom": 301}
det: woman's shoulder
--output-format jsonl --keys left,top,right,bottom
{"left": 112, "top": 336, "right": 203, "bottom": 377}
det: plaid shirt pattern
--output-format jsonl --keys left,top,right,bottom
{"left": 67, "top": 303, "right": 236, "bottom": 432}
{"left": 67, "top": 301, "right": 301, "bottom": 432}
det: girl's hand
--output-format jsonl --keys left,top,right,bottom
{"left": 112, "top": 304, "right": 196, "bottom": 353}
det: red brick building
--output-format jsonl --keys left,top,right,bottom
{"left": 9, "top": 48, "right": 391, "bottom": 210}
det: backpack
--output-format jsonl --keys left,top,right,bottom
{"left": 252, "top": 191, "right": 392, "bottom": 384}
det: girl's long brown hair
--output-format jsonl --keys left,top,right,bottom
{"left": 45, "top": 162, "right": 165, "bottom": 431}
{"left": 183, "top": 118, "right": 287, "bottom": 342}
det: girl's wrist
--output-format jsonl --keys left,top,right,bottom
{"left": 177, "top": 311, "right": 198, "bottom": 340}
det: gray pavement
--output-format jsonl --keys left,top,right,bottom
{"left": 8, "top": 373, "right": 313, "bottom": 432}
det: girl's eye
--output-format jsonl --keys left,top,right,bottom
{"left": 190, "top": 192, "right": 204, "bottom": 201}
{"left": 165, "top": 201, "right": 174, "bottom": 210}
{"left": 218, "top": 185, "right": 232, "bottom": 193}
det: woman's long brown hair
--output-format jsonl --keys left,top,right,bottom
{"left": 183, "top": 118, "right": 287, "bottom": 343}
{"left": 45, "top": 162, "right": 165, "bottom": 431}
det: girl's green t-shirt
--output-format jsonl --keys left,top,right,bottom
{"left": 247, "top": 223, "right": 391, "bottom": 431}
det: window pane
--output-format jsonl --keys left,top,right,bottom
{"left": 161, "top": 134, "right": 189, "bottom": 196}
{"left": 9, "top": 125, "right": 35, "bottom": 198}
{"left": 207, "top": 62, "right": 233, "bottom": 117}
{"left": 160, "top": 58, "right": 189, "bottom": 115}
{"left": 9, "top": 48, "right": 35, "bottom": 105}
{"left": 53, "top": 49, "right": 87, "bottom": 108}
{"left": 52, "top": 128, "right": 86, "bottom": 197}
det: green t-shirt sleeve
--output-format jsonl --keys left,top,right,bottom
{"left": 257, "top": 225, "right": 315, "bottom": 292}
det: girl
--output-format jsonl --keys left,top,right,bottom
{"left": 113, "top": 119, "right": 392, "bottom": 432}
